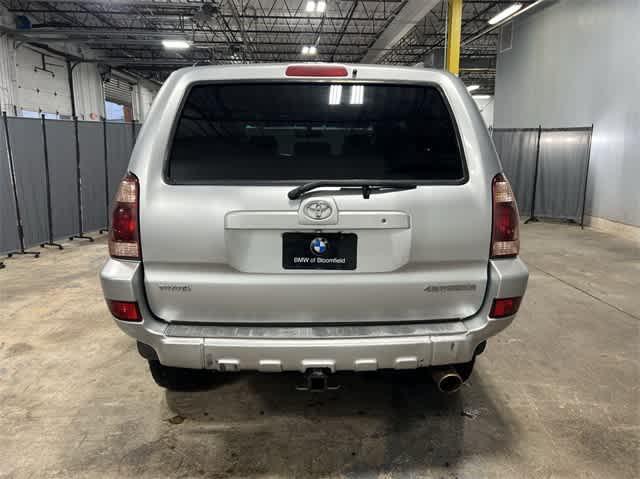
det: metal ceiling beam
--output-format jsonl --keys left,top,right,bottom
{"left": 10, "top": 0, "right": 403, "bottom": 5}
{"left": 95, "top": 50, "right": 496, "bottom": 64}
{"left": 9, "top": 9, "right": 392, "bottom": 22}
{"left": 361, "top": 0, "right": 441, "bottom": 63}
{"left": 22, "top": 26, "right": 385, "bottom": 36}
{"left": 0, "top": 0, "right": 520, "bottom": 92}
{"left": 330, "top": 0, "right": 359, "bottom": 62}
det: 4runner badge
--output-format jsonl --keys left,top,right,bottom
{"left": 424, "top": 284, "right": 476, "bottom": 293}
{"left": 159, "top": 285, "right": 192, "bottom": 292}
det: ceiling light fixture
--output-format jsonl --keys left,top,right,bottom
{"left": 302, "top": 45, "right": 317, "bottom": 55}
{"left": 162, "top": 39, "right": 190, "bottom": 49}
{"left": 467, "top": 85, "right": 480, "bottom": 92}
{"left": 473, "top": 95, "right": 492, "bottom": 100}
{"left": 488, "top": 3, "right": 522, "bottom": 25}
{"left": 306, "top": 0, "right": 326, "bottom": 13}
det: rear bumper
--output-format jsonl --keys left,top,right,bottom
{"left": 100, "top": 258, "right": 528, "bottom": 371}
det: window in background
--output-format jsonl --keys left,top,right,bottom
{"left": 20, "top": 109, "right": 59, "bottom": 119}
{"left": 105, "top": 101, "right": 125, "bottom": 121}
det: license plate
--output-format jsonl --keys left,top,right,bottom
{"left": 282, "top": 233, "right": 357, "bottom": 270}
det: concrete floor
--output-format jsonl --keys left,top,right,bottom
{"left": 1, "top": 223, "right": 638, "bottom": 478}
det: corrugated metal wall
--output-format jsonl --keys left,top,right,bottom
{"left": 0, "top": 34, "right": 17, "bottom": 114}
{"left": 73, "top": 63, "right": 105, "bottom": 121}
{"left": 132, "top": 81, "right": 157, "bottom": 122}
{"left": 0, "top": 41, "right": 156, "bottom": 121}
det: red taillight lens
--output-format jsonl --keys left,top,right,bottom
{"left": 489, "top": 297, "right": 522, "bottom": 318}
{"left": 107, "top": 300, "right": 141, "bottom": 322}
{"left": 109, "top": 174, "right": 140, "bottom": 260}
{"left": 285, "top": 65, "right": 348, "bottom": 77}
{"left": 491, "top": 173, "right": 520, "bottom": 257}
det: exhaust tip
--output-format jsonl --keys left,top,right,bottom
{"left": 431, "top": 367, "right": 463, "bottom": 393}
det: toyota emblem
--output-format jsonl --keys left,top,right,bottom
{"left": 303, "top": 200, "right": 333, "bottom": 220}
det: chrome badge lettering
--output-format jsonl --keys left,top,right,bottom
{"left": 159, "top": 285, "right": 192, "bottom": 292}
{"left": 424, "top": 284, "right": 477, "bottom": 293}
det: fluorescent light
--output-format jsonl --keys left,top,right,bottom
{"left": 305, "top": 1, "right": 316, "bottom": 12}
{"left": 308, "top": 45, "right": 317, "bottom": 55}
{"left": 488, "top": 3, "right": 522, "bottom": 25}
{"left": 301, "top": 45, "right": 310, "bottom": 55}
{"left": 329, "top": 84, "right": 342, "bottom": 105}
{"left": 316, "top": 1, "right": 327, "bottom": 12}
{"left": 162, "top": 39, "right": 190, "bottom": 49}
{"left": 473, "top": 95, "right": 491, "bottom": 100}
{"left": 350, "top": 85, "right": 364, "bottom": 105}
{"left": 467, "top": 85, "right": 480, "bottom": 92}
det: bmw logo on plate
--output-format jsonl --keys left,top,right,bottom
{"left": 310, "top": 237, "right": 329, "bottom": 256}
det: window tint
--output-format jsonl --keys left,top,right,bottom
{"left": 168, "top": 83, "right": 464, "bottom": 183}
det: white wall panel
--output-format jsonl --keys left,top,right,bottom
{"left": 0, "top": 35, "right": 17, "bottom": 114}
{"left": 16, "top": 48, "right": 71, "bottom": 116}
{"left": 494, "top": 0, "right": 640, "bottom": 227}
{"left": 0, "top": 7, "right": 17, "bottom": 114}
{"left": 73, "top": 63, "right": 105, "bottom": 120}
{"left": 133, "top": 81, "right": 158, "bottom": 122}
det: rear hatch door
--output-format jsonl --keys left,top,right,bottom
{"left": 140, "top": 77, "right": 491, "bottom": 324}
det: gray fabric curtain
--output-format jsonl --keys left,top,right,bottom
{"left": 78, "top": 121, "right": 107, "bottom": 232}
{"left": 0, "top": 120, "right": 19, "bottom": 254}
{"left": 44, "top": 119, "right": 80, "bottom": 239}
{"left": 535, "top": 129, "right": 592, "bottom": 221}
{"left": 106, "top": 122, "right": 135, "bottom": 202}
{"left": 0, "top": 118, "right": 592, "bottom": 255}
{"left": 0, "top": 118, "right": 140, "bottom": 253}
{"left": 492, "top": 128, "right": 539, "bottom": 216}
{"left": 7, "top": 117, "right": 48, "bottom": 247}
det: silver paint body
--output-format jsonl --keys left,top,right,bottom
{"left": 100, "top": 64, "right": 529, "bottom": 371}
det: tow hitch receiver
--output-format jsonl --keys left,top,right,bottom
{"left": 296, "top": 368, "right": 340, "bottom": 392}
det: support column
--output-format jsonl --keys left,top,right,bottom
{"left": 445, "top": 0, "right": 463, "bottom": 75}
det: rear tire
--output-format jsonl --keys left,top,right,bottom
{"left": 148, "top": 360, "right": 216, "bottom": 391}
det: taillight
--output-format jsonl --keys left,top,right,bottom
{"left": 109, "top": 173, "right": 140, "bottom": 260}
{"left": 107, "top": 300, "right": 142, "bottom": 322}
{"left": 489, "top": 297, "right": 522, "bottom": 318}
{"left": 285, "top": 65, "right": 348, "bottom": 77}
{"left": 491, "top": 173, "right": 520, "bottom": 257}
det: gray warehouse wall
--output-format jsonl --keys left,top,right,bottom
{"left": 494, "top": 0, "right": 640, "bottom": 227}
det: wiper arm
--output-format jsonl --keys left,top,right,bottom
{"left": 288, "top": 180, "right": 417, "bottom": 200}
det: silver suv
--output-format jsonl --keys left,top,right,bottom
{"left": 100, "top": 64, "right": 528, "bottom": 393}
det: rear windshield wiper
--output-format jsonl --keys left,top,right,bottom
{"left": 288, "top": 181, "right": 417, "bottom": 200}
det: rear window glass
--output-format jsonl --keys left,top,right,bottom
{"left": 168, "top": 82, "right": 464, "bottom": 183}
